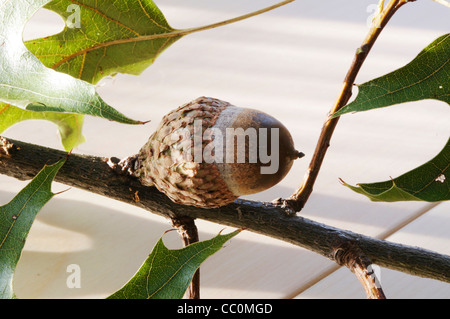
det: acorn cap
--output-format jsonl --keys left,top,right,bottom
{"left": 135, "top": 97, "right": 300, "bottom": 208}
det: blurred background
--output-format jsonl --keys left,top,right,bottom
{"left": 1, "top": 0, "right": 449, "bottom": 298}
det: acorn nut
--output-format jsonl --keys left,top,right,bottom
{"left": 135, "top": 97, "right": 303, "bottom": 208}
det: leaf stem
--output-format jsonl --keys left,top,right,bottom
{"left": 286, "top": 0, "right": 416, "bottom": 212}
{"left": 333, "top": 242, "right": 387, "bottom": 299}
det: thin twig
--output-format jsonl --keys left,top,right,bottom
{"left": 170, "top": 216, "right": 200, "bottom": 299}
{"left": 286, "top": 0, "right": 416, "bottom": 212}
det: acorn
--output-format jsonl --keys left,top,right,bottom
{"left": 134, "top": 97, "right": 303, "bottom": 208}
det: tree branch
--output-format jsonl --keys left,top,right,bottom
{"left": 1, "top": 136, "right": 449, "bottom": 286}
{"left": 286, "top": 0, "right": 416, "bottom": 212}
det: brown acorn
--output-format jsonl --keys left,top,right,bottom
{"left": 134, "top": 97, "right": 303, "bottom": 208}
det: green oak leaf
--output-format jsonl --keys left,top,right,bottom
{"left": 108, "top": 229, "right": 241, "bottom": 299}
{"left": 333, "top": 33, "right": 450, "bottom": 118}
{"left": 341, "top": 137, "right": 449, "bottom": 202}
{"left": 0, "top": 158, "right": 66, "bottom": 299}
{"left": 0, "top": 0, "right": 140, "bottom": 128}
{"left": 34, "top": 0, "right": 182, "bottom": 84}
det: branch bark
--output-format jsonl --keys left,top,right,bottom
{"left": 1, "top": 136, "right": 449, "bottom": 286}
{"left": 170, "top": 216, "right": 200, "bottom": 299}
{"left": 287, "top": 0, "right": 416, "bottom": 212}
